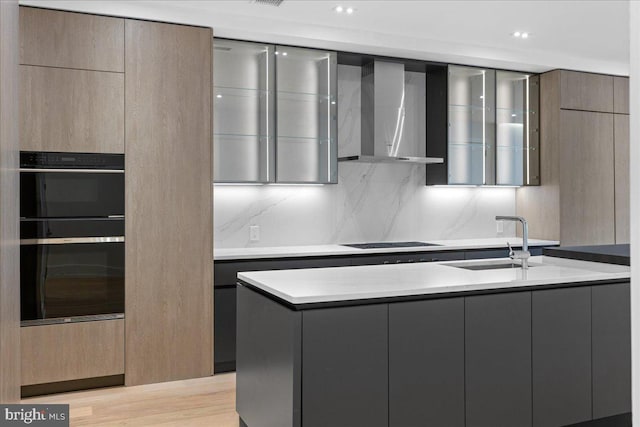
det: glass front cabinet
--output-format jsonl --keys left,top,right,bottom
{"left": 427, "top": 65, "right": 539, "bottom": 186}
{"left": 213, "top": 39, "right": 337, "bottom": 184}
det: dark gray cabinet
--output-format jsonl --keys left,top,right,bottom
{"left": 302, "top": 305, "right": 388, "bottom": 427}
{"left": 465, "top": 292, "right": 532, "bottom": 427}
{"left": 532, "top": 287, "right": 592, "bottom": 427}
{"left": 213, "top": 287, "right": 236, "bottom": 372}
{"left": 592, "top": 283, "right": 631, "bottom": 418}
{"left": 389, "top": 298, "right": 464, "bottom": 427}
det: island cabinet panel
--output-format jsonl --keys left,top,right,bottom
{"left": 592, "top": 283, "right": 631, "bottom": 418}
{"left": 388, "top": 298, "right": 464, "bottom": 427}
{"left": 532, "top": 287, "right": 592, "bottom": 427}
{"left": 19, "top": 7, "right": 124, "bottom": 72}
{"left": 465, "top": 292, "right": 532, "bottom": 427}
{"left": 236, "top": 286, "right": 302, "bottom": 427}
{"left": 302, "top": 305, "right": 388, "bottom": 427}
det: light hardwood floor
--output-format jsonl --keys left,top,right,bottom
{"left": 23, "top": 374, "right": 240, "bottom": 427}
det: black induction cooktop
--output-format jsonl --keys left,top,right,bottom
{"left": 341, "top": 241, "right": 441, "bottom": 249}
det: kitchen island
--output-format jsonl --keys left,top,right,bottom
{"left": 236, "top": 256, "right": 631, "bottom": 427}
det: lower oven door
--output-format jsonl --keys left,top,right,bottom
{"left": 20, "top": 238, "right": 125, "bottom": 325}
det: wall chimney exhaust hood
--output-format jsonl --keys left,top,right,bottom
{"left": 338, "top": 60, "right": 444, "bottom": 165}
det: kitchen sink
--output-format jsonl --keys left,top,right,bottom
{"left": 445, "top": 260, "right": 541, "bottom": 271}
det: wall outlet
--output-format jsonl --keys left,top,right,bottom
{"left": 496, "top": 220, "right": 504, "bottom": 234}
{"left": 249, "top": 225, "right": 260, "bottom": 242}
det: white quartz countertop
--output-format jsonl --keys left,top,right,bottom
{"left": 238, "top": 256, "right": 629, "bottom": 305}
{"left": 214, "top": 238, "right": 559, "bottom": 260}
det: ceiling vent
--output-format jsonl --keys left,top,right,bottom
{"left": 252, "top": 0, "right": 284, "bottom": 6}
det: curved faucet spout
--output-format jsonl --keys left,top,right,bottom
{"left": 495, "top": 216, "right": 530, "bottom": 268}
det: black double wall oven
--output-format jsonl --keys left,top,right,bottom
{"left": 20, "top": 152, "right": 125, "bottom": 326}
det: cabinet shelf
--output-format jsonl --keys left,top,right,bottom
{"left": 277, "top": 90, "right": 335, "bottom": 103}
{"left": 214, "top": 85, "right": 270, "bottom": 99}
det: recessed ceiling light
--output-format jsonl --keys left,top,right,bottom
{"left": 282, "top": 52, "right": 288, "bottom": 56}
{"left": 346, "top": 7, "right": 354, "bottom": 14}
{"left": 275, "top": 51, "right": 279, "bottom": 55}
{"left": 335, "top": 5, "right": 343, "bottom": 12}
{"left": 216, "top": 94, "right": 222, "bottom": 99}
{"left": 512, "top": 31, "right": 530, "bottom": 39}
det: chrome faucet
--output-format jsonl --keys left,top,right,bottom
{"left": 496, "top": 215, "right": 530, "bottom": 269}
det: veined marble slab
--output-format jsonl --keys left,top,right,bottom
{"left": 214, "top": 237, "right": 559, "bottom": 260}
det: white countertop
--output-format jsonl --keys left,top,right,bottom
{"left": 214, "top": 237, "right": 559, "bottom": 260}
{"left": 238, "top": 256, "right": 630, "bottom": 305}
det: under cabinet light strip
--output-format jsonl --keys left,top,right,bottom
{"left": 482, "top": 70, "right": 486, "bottom": 185}
{"left": 526, "top": 75, "right": 530, "bottom": 185}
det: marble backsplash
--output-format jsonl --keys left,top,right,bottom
{"left": 213, "top": 64, "right": 517, "bottom": 248}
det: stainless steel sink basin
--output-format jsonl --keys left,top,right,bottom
{"left": 445, "top": 260, "right": 541, "bottom": 271}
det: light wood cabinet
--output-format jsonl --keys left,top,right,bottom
{"left": 0, "top": 0, "right": 20, "bottom": 404}
{"left": 20, "top": 7, "right": 124, "bottom": 72}
{"left": 20, "top": 65, "right": 124, "bottom": 153}
{"left": 518, "top": 69, "right": 627, "bottom": 245}
{"left": 614, "top": 76, "right": 630, "bottom": 115}
{"left": 21, "top": 320, "right": 124, "bottom": 386}
{"left": 559, "top": 110, "right": 615, "bottom": 245}
{"left": 560, "top": 70, "right": 613, "bottom": 113}
{"left": 125, "top": 19, "right": 213, "bottom": 386}
{"left": 615, "top": 114, "right": 630, "bottom": 243}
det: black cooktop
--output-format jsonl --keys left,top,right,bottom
{"left": 342, "top": 241, "right": 441, "bottom": 250}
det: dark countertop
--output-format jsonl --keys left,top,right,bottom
{"left": 543, "top": 244, "right": 630, "bottom": 266}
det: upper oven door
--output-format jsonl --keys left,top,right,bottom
{"left": 20, "top": 170, "right": 124, "bottom": 219}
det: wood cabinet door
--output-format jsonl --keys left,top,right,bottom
{"left": 592, "top": 283, "right": 631, "bottom": 418}
{"left": 465, "top": 292, "right": 532, "bottom": 427}
{"left": 613, "top": 76, "right": 629, "bottom": 115}
{"left": 532, "top": 287, "right": 591, "bottom": 427}
{"left": 20, "top": 7, "right": 124, "bottom": 72}
{"left": 559, "top": 110, "right": 615, "bottom": 245}
{"left": 124, "top": 19, "right": 213, "bottom": 386}
{"left": 21, "top": 320, "right": 124, "bottom": 385}
{"left": 560, "top": 70, "right": 613, "bottom": 113}
{"left": 614, "top": 114, "right": 630, "bottom": 243}
{"left": 389, "top": 298, "right": 464, "bottom": 427}
{"left": 302, "top": 305, "right": 388, "bottom": 427}
{"left": 20, "top": 65, "right": 124, "bottom": 153}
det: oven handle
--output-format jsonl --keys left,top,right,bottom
{"left": 20, "top": 236, "right": 125, "bottom": 245}
{"left": 19, "top": 168, "right": 124, "bottom": 173}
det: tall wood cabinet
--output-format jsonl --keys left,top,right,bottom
{"left": 517, "top": 70, "right": 629, "bottom": 245}
{"left": 18, "top": 6, "right": 214, "bottom": 392}
{"left": 0, "top": 0, "right": 20, "bottom": 404}
{"left": 124, "top": 19, "right": 213, "bottom": 385}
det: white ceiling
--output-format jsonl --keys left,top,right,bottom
{"left": 20, "top": 0, "right": 630, "bottom": 75}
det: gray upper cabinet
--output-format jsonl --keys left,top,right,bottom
{"left": 276, "top": 46, "right": 337, "bottom": 183}
{"left": 442, "top": 65, "right": 539, "bottom": 186}
{"left": 213, "top": 41, "right": 337, "bottom": 184}
{"left": 447, "top": 65, "right": 496, "bottom": 185}
{"left": 213, "top": 40, "right": 275, "bottom": 183}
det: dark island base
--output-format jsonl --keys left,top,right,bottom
{"left": 240, "top": 414, "right": 630, "bottom": 427}
{"left": 236, "top": 283, "right": 631, "bottom": 427}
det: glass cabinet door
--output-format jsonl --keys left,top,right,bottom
{"left": 275, "top": 46, "right": 337, "bottom": 183}
{"left": 496, "top": 71, "right": 539, "bottom": 186}
{"left": 448, "top": 65, "right": 496, "bottom": 185}
{"left": 213, "top": 40, "right": 275, "bottom": 183}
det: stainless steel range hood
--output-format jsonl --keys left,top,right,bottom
{"left": 338, "top": 61, "right": 444, "bottom": 165}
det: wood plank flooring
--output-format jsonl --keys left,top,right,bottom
{"left": 22, "top": 373, "right": 239, "bottom": 426}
